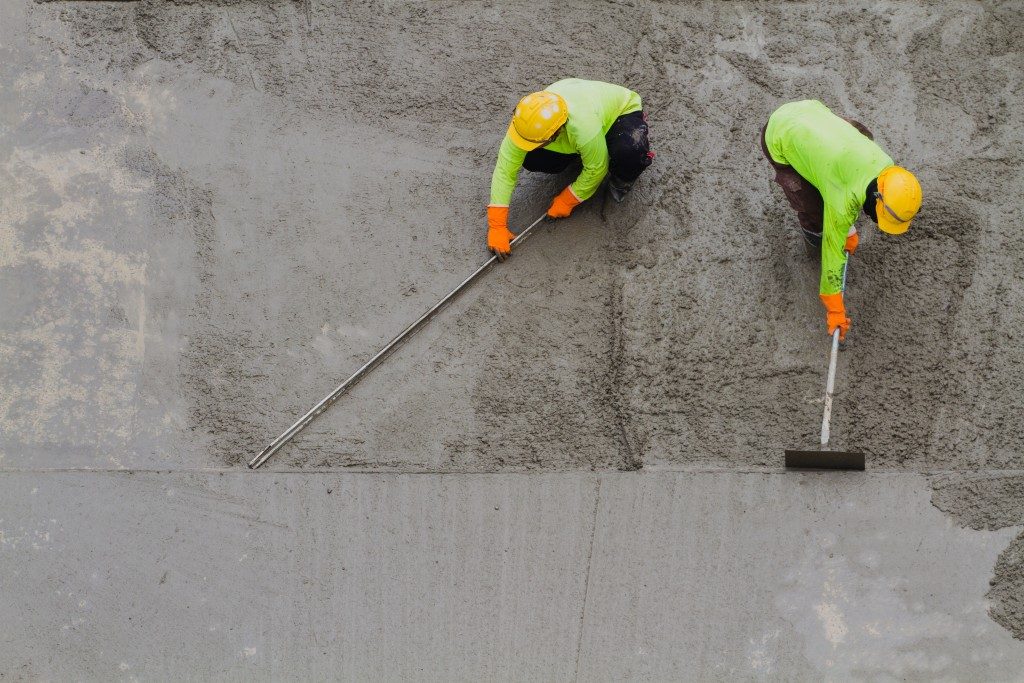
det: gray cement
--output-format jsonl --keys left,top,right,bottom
{"left": 3, "top": 0, "right": 1024, "bottom": 676}
{"left": 4, "top": 1, "right": 1021, "bottom": 472}
{"left": 4, "top": 471, "right": 1024, "bottom": 681}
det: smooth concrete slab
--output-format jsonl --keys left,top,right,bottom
{"left": 3, "top": 471, "right": 1022, "bottom": 680}
{"left": 579, "top": 472, "right": 1024, "bottom": 680}
{"left": 0, "top": 472, "right": 597, "bottom": 681}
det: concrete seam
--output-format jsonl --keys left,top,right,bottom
{"left": 574, "top": 474, "right": 602, "bottom": 681}
{"left": 607, "top": 0, "right": 653, "bottom": 473}
{"left": 607, "top": 170, "right": 646, "bottom": 472}
{"left": 223, "top": 9, "right": 259, "bottom": 92}
{"left": 610, "top": 278, "right": 640, "bottom": 471}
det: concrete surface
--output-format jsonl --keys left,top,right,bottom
{"left": 7, "top": 0, "right": 1020, "bottom": 473}
{"left": 3, "top": 0, "right": 1024, "bottom": 678}
{"left": 4, "top": 472, "right": 1024, "bottom": 681}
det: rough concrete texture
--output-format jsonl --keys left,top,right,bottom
{"left": 3, "top": 0, "right": 1024, "bottom": 674}
{"left": 4, "top": 0, "right": 1021, "bottom": 471}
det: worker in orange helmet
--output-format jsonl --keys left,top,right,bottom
{"left": 761, "top": 99, "right": 923, "bottom": 340}
{"left": 486, "top": 78, "right": 655, "bottom": 260}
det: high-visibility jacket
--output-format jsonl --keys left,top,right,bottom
{"left": 489, "top": 79, "right": 642, "bottom": 206}
{"left": 765, "top": 99, "right": 893, "bottom": 295}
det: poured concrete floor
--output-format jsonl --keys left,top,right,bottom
{"left": 5, "top": 471, "right": 1024, "bottom": 680}
{"left": 2, "top": 0, "right": 1023, "bottom": 679}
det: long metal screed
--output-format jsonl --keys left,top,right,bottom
{"left": 248, "top": 213, "right": 549, "bottom": 469}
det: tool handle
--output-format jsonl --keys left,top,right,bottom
{"left": 248, "top": 212, "right": 548, "bottom": 469}
{"left": 819, "top": 251, "right": 851, "bottom": 448}
{"left": 820, "top": 327, "right": 841, "bottom": 446}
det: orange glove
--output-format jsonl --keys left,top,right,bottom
{"left": 844, "top": 230, "right": 859, "bottom": 254}
{"left": 820, "top": 292, "right": 851, "bottom": 341}
{"left": 487, "top": 205, "right": 516, "bottom": 261}
{"left": 547, "top": 186, "right": 581, "bottom": 219}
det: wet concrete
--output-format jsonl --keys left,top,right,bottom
{"left": 5, "top": 1, "right": 1022, "bottom": 471}
{"left": 3, "top": 0, "right": 1024, "bottom": 673}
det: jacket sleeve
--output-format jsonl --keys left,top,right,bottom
{"left": 569, "top": 134, "right": 610, "bottom": 201}
{"left": 819, "top": 203, "right": 849, "bottom": 296}
{"left": 489, "top": 136, "right": 528, "bottom": 206}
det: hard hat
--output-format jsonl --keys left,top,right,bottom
{"left": 875, "top": 166, "right": 922, "bottom": 235}
{"left": 508, "top": 91, "right": 568, "bottom": 151}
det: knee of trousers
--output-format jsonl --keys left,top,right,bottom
{"left": 523, "top": 150, "right": 577, "bottom": 174}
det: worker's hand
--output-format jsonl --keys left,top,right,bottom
{"left": 820, "top": 292, "right": 850, "bottom": 341}
{"left": 487, "top": 205, "right": 516, "bottom": 261}
{"left": 844, "top": 230, "right": 859, "bottom": 254}
{"left": 826, "top": 310, "right": 851, "bottom": 341}
{"left": 547, "top": 186, "right": 581, "bottom": 219}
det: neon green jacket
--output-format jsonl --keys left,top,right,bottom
{"left": 765, "top": 100, "right": 893, "bottom": 295}
{"left": 489, "top": 79, "right": 642, "bottom": 206}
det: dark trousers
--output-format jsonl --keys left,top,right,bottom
{"left": 760, "top": 118, "right": 873, "bottom": 250}
{"left": 523, "top": 110, "right": 654, "bottom": 183}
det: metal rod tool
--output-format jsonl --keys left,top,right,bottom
{"left": 248, "top": 213, "right": 548, "bottom": 469}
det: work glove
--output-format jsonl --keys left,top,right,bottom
{"left": 487, "top": 205, "right": 516, "bottom": 261}
{"left": 547, "top": 186, "right": 581, "bottom": 219}
{"left": 820, "top": 292, "right": 851, "bottom": 341}
{"left": 844, "top": 230, "right": 859, "bottom": 254}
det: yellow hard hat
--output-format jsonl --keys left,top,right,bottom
{"left": 875, "top": 166, "right": 922, "bottom": 235}
{"left": 508, "top": 91, "right": 568, "bottom": 151}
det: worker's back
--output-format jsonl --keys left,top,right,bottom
{"left": 543, "top": 78, "right": 642, "bottom": 153}
{"left": 765, "top": 99, "right": 891, "bottom": 206}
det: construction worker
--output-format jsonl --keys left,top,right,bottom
{"left": 487, "top": 78, "right": 654, "bottom": 260}
{"left": 761, "top": 99, "right": 922, "bottom": 340}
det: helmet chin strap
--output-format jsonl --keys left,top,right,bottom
{"left": 520, "top": 123, "right": 564, "bottom": 146}
{"left": 874, "top": 190, "right": 909, "bottom": 223}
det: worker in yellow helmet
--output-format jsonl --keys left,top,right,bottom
{"left": 761, "top": 100, "right": 923, "bottom": 340}
{"left": 486, "top": 79, "right": 655, "bottom": 260}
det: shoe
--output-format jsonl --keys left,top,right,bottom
{"left": 801, "top": 231, "right": 822, "bottom": 259}
{"left": 608, "top": 176, "right": 633, "bottom": 203}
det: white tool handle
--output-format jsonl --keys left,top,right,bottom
{"left": 819, "top": 252, "right": 850, "bottom": 448}
{"left": 820, "top": 327, "right": 841, "bottom": 446}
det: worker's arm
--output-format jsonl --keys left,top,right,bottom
{"left": 571, "top": 134, "right": 610, "bottom": 201}
{"left": 819, "top": 205, "right": 851, "bottom": 340}
{"left": 487, "top": 136, "right": 528, "bottom": 259}
{"left": 547, "top": 134, "right": 609, "bottom": 219}
{"left": 489, "top": 136, "right": 527, "bottom": 207}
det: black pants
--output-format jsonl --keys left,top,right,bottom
{"left": 523, "top": 110, "right": 654, "bottom": 183}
